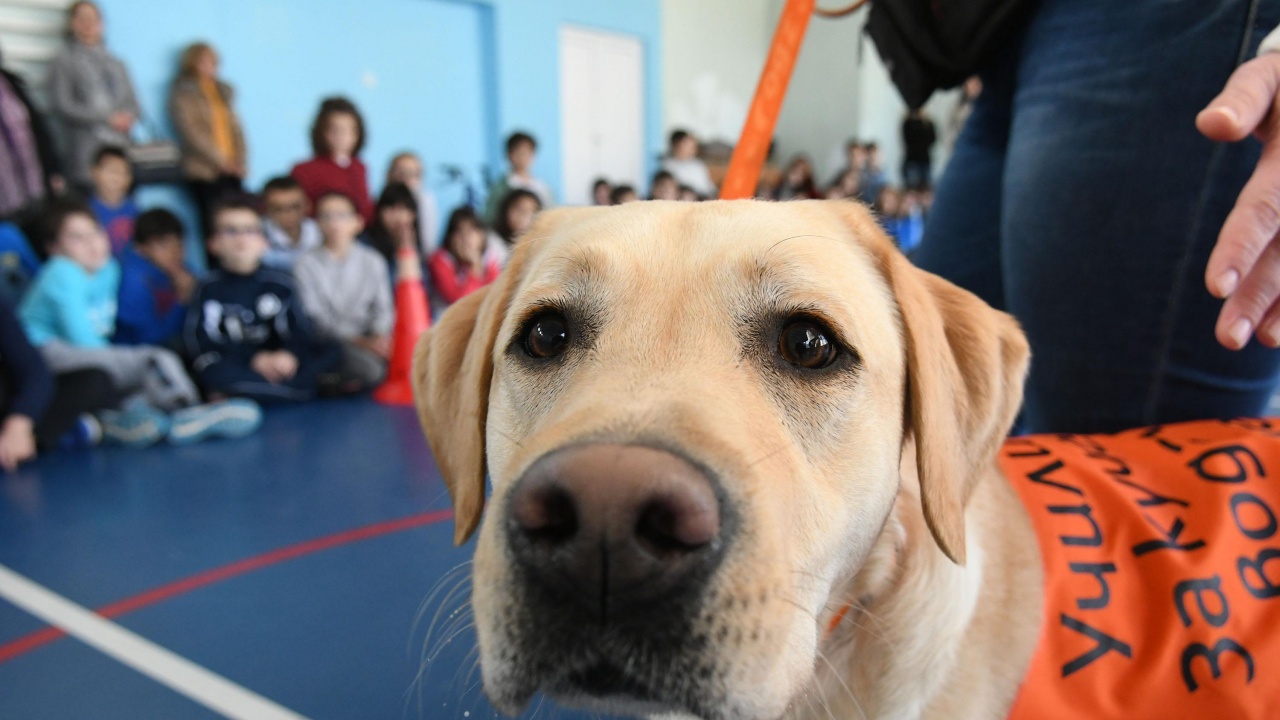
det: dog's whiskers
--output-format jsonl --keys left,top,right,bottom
{"left": 490, "top": 424, "right": 526, "bottom": 448}
{"left": 815, "top": 647, "right": 868, "bottom": 720}
{"left": 746, "top": 441, "right": 790, "bottom": 468}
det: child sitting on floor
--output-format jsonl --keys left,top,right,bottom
{"left": 87, "top": 146, "right": 140, "bottom": 256}
{"left": 294, "top": 192, "right": 394, "bottom": 393}
{"left": 427, "top": 206, "right": 500, "bottom": 316}
{"left": 115, "top": 208, "right": 196, "bottom": 348}
{"left": 19, "top": 201, "right": 260, "bottom": 446}
{"left": 185, "top": 196, "right": 340, "bottom": 403}
{"left": 260, "top": 176, "right": 321, "bottom": 271}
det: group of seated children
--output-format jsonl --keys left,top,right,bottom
{"left": 0, "top": 127, "right": 553, "bottom": 473}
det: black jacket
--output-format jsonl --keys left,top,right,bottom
{"left": 866, "top": 0, "right": 1039, "bottom": 109}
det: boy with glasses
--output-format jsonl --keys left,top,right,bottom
{"left": 259, "top": 176, "right": 320, "bottom": 270}
{"left": 185, "top": 196, "right": 339, "bottom": 403}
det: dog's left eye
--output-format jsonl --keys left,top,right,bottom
{"left": 778, "top": 320, "right": 838, "bottom": 369}
{"left": 522, "top": 312, "right": 570, "bottom": 359}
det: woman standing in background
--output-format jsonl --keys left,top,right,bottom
{"left": 48, "top": 0, "right": 140, "bottom": 190}
{"left": 168, "top": 42, "right": 247, "bottom": 236}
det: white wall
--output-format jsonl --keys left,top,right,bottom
{"left": 662, "top": 1, "right": 964, "bottom": 188}
{"left": 770, "top": 1, "right": 864, "bottom": 184}
{"left": 661, "top": 0, "right": 771, "bottom": 147}
{"left": 851, "top": 9, "right": 963, "bottom": 188}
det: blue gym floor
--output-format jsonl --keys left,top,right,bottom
{"left": 0, "top": 398, "right": 622, "bottom": 720}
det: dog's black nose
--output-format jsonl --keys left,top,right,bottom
{"left": 506, "top": 444, "right": 723, "bottom": 621}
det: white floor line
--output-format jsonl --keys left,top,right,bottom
{"left": 0, "top": 563, "right": 309, "bottom": 720}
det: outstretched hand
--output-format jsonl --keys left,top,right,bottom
{"left": 1198, "top": 52, "right": 1280, "bottom": 349}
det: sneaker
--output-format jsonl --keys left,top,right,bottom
{"left": 167, "top": 399, "right": 263, "bottom": 445}
{"left": 55, "top": 414, "right": 103, "bottom": 451}
{"left": 99, "top": 406, "right": 169, "bottom": 448}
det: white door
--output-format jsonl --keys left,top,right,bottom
{"left": 560, "top": 25, "right": 644, "bottom": 206}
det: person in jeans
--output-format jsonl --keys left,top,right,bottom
{"left": 912, "top": 0, "right": 1280, "bottom": 434}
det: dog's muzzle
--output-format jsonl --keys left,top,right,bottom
{"left": 502, "top": 443, "right": 732, "bottom": 708}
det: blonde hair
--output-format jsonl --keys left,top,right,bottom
{"left": 177, "top": 42, "right": 215, "bottom": 80}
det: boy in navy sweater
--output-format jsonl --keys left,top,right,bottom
{"left": 185, "top": 197, "right": 340, "bottom": 403}
{"left": 116, "top": 209, "right": 196, "bottom": 347}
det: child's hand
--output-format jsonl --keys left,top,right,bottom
{"left": 272, "top": 352, "right": 299, "bottom": 381}
{"left": 0, "top": 415, "right": 37, "bottom": 472}
{"left": 357, "top": 335, "right": 392, "bottom": 359}
{"left": 109, "top": 111, "right": 134, "bottom": 134}
{"left": 394, "top": 222, "right": 417, "bottom": 250}
{"left": 170, "top": 269, "right": 197, "bottom": 304}
{"left": 251, "top": 351, "right": 283, "bottom": 383}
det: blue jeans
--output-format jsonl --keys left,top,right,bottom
{"left": 915, "top": 0, "right": 1280, "bottom": 434}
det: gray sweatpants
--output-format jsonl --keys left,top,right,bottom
{"left": 338, "top": 340, "right": 388, "bottom": 390}
{"left": 40, "top": 341, "right": 201, "bottom": 412}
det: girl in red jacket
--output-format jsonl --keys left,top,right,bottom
{"left": 427, "top": 206, "right": 499, "bottom": 316}
{"left": 290, "top": 97, "right": 374, "bottom": 223}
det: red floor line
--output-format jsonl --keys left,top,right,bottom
{"left": 0, "top": 508, "right": 455, "bottom": 665}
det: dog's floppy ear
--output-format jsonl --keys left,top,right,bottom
{"left": 412, "top": 248, "right": 528, "bottom": 546}
{"left": 892, "top": 254, "right": 1028, "bottom": 564}
{"left": 832, "top": 201, "right": 1029, "bottom": 565}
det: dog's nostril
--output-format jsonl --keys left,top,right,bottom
{"left": 636, "top": 495, "right": 719, "bottom": 556}
{"left": 513, "top": 485, "right": 578, "bottom": 546}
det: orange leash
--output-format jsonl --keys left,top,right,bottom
{"left": 719, "top": 0, "right": 815, "bottom": 199}
{"left": 826, "top": 602, "right": 852, "bottom": 637}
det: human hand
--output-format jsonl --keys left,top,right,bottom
{"left": 394, "top": 222, "right": 417, "bottom": 250}
{"left": 109, "top": 111, "right": 134, "bottom": 134}
{"left": 0, "top": 415, "right": 37, "bottom": 472}
{"left": 170, "top": 268, "right": 197, "bottom": 304}
{"left": 251, "top": 351, "right": 283, "bottom": 383}
{"left": 1198, "top": 53, "right": 1280, "bottom": 349}
{"left": 357, "top": 335, "right": 392, "bottom": 359}
{"left": 272, "top": 351, "right": 299, "bottom": 381}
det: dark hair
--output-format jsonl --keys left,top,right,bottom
{"left": 134, "top": 208, "right": 185, "bottom": 245}
{"left": 592, "top": 177, "right": 610, "bottom": 192}
{"left": 210, "top": 193, "right": 261, "bottom": 226}
{"left": 39, "top": 199, "right": 97, "bottom": 251}
{"left": 669, "top": 130, "right": 691, "bottom": 151}
{"left": 65, "top": 1, "right": 99, "bottom": 42}
{"left": 864, "top": 142, "right": 878, "bottom": 152}
{"left": 648, "top": 171, "right": 677, "bottom": 200}
{"left": 310, "top": 96, "right": 366, "bottom": 158}
{"left": 444, "top": 206, "right": 484, "bottom": 259}
{"left": 368, "top": 182, "right": 420, "bottom": 261}
{"left": 261, "top": 175, "right": 302, "bottom": 196}
{"left": 92, "top": 144, "right": 128, "bottom": 167}
{"left": 493, "top": 189, "right": 542, "bottom": 244}
{"left": 845, "top": 138, "right": 863, "bottom": 152}
{"left": 609, "top": 185, "right": 636, "bottom": 205}
{"left": 506, "top": 131, "right": 536, "bottom": 155}
{"left": 315, "top": 191, "right": 357, "bottom": 213}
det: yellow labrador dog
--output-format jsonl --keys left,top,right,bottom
{"left": 413, "top": 199, "right": 1039, "bottom": 719}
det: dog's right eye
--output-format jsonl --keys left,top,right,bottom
{"left": 522, "top": 312, "right": 570, "bottom": 359}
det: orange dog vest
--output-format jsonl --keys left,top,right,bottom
{"left": 1002, "top": 418, "right": 1280, "bottom": 719}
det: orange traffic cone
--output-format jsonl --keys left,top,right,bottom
{"left": 374, "top": 249, "right": 431, "bottom": 406}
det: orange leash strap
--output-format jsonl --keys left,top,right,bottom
{"left": 719, "top": 0, "right": 815, "bottom": 199}
{"left": 826, "top": 602, "right": 852, "bottom": 638}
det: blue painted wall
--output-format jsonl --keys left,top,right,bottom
{"left": 94, "top": 0, "right": 662, "bottom": 265}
